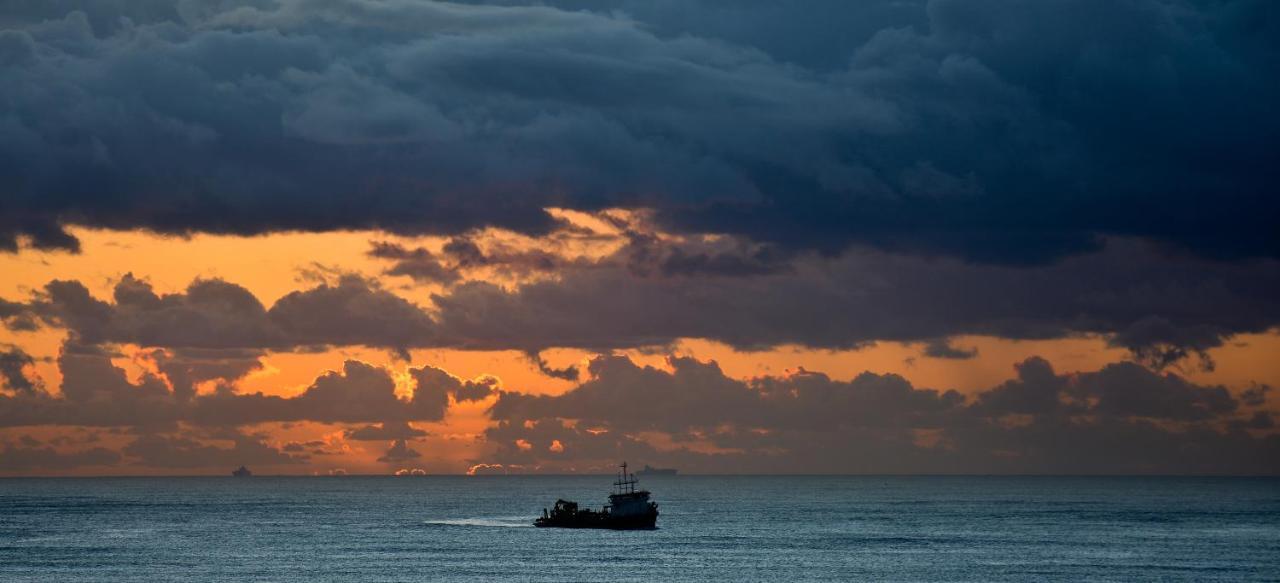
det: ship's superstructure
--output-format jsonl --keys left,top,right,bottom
{"left": 231, "top": 465, "right": 252, "bottom": 477}
{"left": 534, "top": 462, "right": 659, "bottom": 529}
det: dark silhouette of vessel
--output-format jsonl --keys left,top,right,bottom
{"left": 232, "top": 465, "right": 252, "bottom": 477}
{"left": 636, "top": 464, "right": 677, "bottom": 476}
{"left": 535, "top": 462, "right": 659, "bottom": 529}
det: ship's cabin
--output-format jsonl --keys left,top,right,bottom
{"left": 606, "top": 490, "right": 653, "bottom": 517}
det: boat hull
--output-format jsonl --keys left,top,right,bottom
{"left": 534, "top": 510, "right": 658, "bottom": 530}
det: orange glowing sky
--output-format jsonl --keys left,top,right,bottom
{"left": 2, "top": 224, "right": 1277, "bottom": 475}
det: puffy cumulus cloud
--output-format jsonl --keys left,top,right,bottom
{"left": 12, "top": 273, "right": 435, "bottom": 354}
{"left": 0, "top": 0, "right": 1275, "bottom": 264}
{"left": 454, "top": 375, "right": 499, "bottom": 402}
{"left": 28, "top": 275, "right": 283, "bottom": 348}
{"left": 484, "top": 354, "right": 1279, "bottom": 474}
{"left": 493, "top": 355, "right": 962, "bottom": 435}
{"left": 269, "top": 275, "right": 437, "bottom": 354}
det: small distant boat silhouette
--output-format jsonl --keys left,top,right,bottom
{"left": 534, "top": 462, "right": 659, "bottom": 529}
{"left": 636, "top": 464, "right": 677, "bottom": 476}
{"left": 232, "top": 465, "right": 252, "bottom": 477}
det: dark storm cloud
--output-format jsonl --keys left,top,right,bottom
{"left": 486, "top": 354, "right": 1278, "bottom": 474}
{"left": 616, "top": 232, "right": 794, "bottom": 278}
{"left": 1, "top": 0, "right": 1275, "bottom": 263}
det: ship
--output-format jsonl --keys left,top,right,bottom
{"left": 534, "top": 462, "right": 659, "bottom": 530}
{"left": 231, "top": 465, "right": 252, "bottom": 477}
{"left": 636, "top": 464, "right": 677, "bottom": 476}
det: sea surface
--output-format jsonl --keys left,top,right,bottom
{"left": 1, "top": 476, "right": 1278, "bottom": 582}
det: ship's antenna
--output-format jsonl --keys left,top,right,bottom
{"left": 614, "top": 461, "right": 637, "bottom": 494}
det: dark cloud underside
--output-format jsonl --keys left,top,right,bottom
{"left": 0, "top": 0, "right": 1276, "bottom": 263}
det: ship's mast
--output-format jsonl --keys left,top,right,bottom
{"left": 613, "top": 461, "right": 637, "bottom": 494}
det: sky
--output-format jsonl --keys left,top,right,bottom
{"left": 0, "top": 0, "right": 1277, "bottom": 476}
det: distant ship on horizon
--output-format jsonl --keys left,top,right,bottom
{"left": 635, "top": 464, "right": 677, "bottom": 476}
{"left": 232, "top": 465, "right": 252, "bottom": 477}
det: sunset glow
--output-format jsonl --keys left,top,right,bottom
{"left": 2, "top": 0, "right": 1277, "bottom": 477}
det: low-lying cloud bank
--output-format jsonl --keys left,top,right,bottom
{"left": 1, "top": 348, "right": 1275, "bottom": 474}
{"left": 487, "top": 355, "right": 1278, "bottom": 474}
{"left": 0, "top": 347, "right": 468, "bottom": 429}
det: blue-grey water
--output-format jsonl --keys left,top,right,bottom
{"left": 2, "top": 476, "right": 1278, "bottom": 581}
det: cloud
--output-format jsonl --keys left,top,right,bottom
{"left": 0, "top": 0, "right": 1274, "bottom": 264}
{"left": 431, "top": 238, "right": 1280, "bottom": 364}
{"left": 368, "top": 241, "right": 461, "bottom": 284}
{"left": 921, "top": 339, "right": 977, "bottom": 360}
{"left": 0, "top": 443, "right": 121, "bottom": 471}
{"left": 147, "top": 347, "right": 263, "bottom": 402}
{"left": 492, "top": 354, "right": 962, "bottom": 435}
{"left": 3, "top": 235, "right": 1276, "bottom": 368}
{"left": 525, "top": 351, "right": 578, "bottom": 382}
{"left": 122, "top": 431, "right": 305, "bottom": 469}
{"left": 0, "top": 348, "right": 460, "bottom": 429}
{"left": 484, "top": 353, "right": 1278, "bottom": 474}
{"left": 16, "top": 273, "right": 435, "bottom": 354}
{"left": 345, "top": 421, "right": 428, "bottom": 441}
{"left": 268, "top": 275, "right": 437, "bottom": 355}
{"left": 0, "top": 345, "right": 40, "bottom": 394}
{"left": 377, "top": 438, "right": 422, "bottom": 463}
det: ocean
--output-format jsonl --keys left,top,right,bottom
{"left": 2, "top": 476, "right": 1277, "bottom": 581}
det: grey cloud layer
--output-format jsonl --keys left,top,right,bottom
{"left": 487, "top": 354, "right": 1277, "bottom": 474}
{"left": 1, "top": 0, "right": 1276, "bottom": 263}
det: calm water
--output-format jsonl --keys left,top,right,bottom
{"left": 1, "top": 476, "right": 1277, "bottom": 581}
